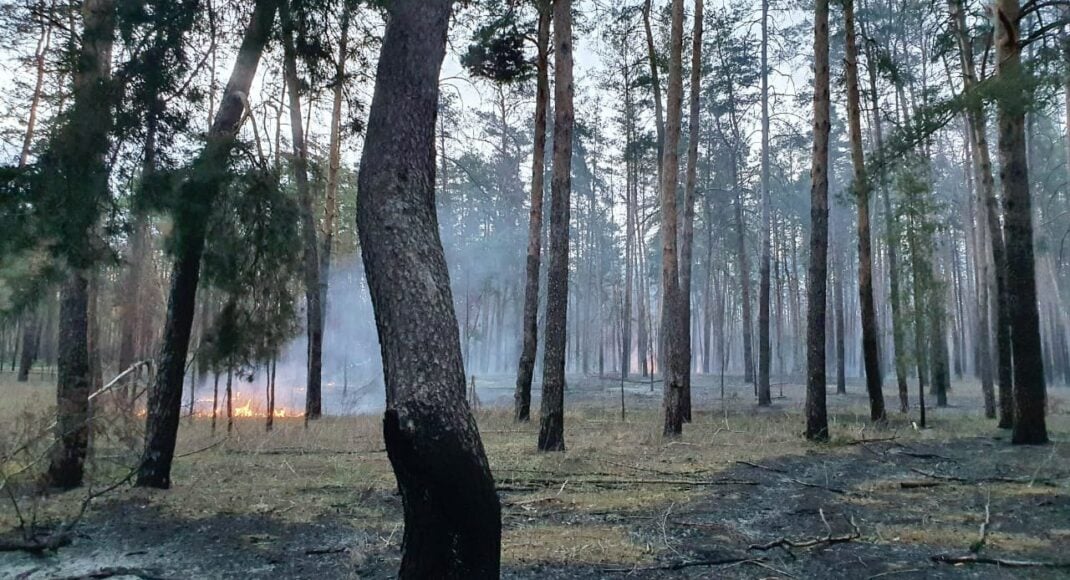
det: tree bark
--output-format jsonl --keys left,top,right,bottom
{"left": 280, "top": 0, "right": 323, "bottom": 421}
{"left": 680, "top": 0, "right": 703, "bottom": 422}
{"left": 844, "top": 0, "right": 885, "bottom": 421}
{"left": 538, "top": 0, "right": 574, "bottom": 453}
{"left": 806, "top": 0, "right": 832, "bottom": 441}
{"left": 994, "top": 0, "right": 1048, "bottom": 445}
{"left": 355, "top": 1, "right": 501, "bottom": 575}
{"left": 947, "top": 0, "right": 1015, "bottom": 427}
{"left": 46, "top": 0, "right": 116, "bottom": 490}
{"left": 660, "top": 0, "right": 686, "bottom": 437}
{"left": 515, "top": 0, "right": 551, "bottom": 423}
{"left": 320, "top": 2, "right": 350, "bottom": 349}
{"left": 17, "top": 311, "right": 38, "bottom": 382}
{"left": 757, "top": 0, "right": 772, "bottom": 406}
{"left": 137, "top": 0, "right": 279, "bottom": 489}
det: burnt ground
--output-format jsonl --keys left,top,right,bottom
{"left": 1, "top": 376, "right": 1068, "bottom": 579}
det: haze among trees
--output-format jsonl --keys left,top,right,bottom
{"left": 0, "top": 0, "right": 1067, "bottom": 577}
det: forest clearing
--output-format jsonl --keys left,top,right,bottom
{"left": 1, "top": 372, "right": 1068, "bottom": 578}
{"left": 3, "top": 0, "right": 1070, "bottom": 577}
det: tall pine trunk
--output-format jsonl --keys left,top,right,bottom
{"left": 660, "top": 0, "right": 686, "bottom": 437}
{"left": 46, "top": 0, "right": 117, "bottom": 490}
{"left": 844, "top": 0, "right": 885, "bottom": 421}
{"left": 515, "top": 0, "right": 551, "bottom": 422}
{"left": 680, "top": 0, "right": 703, "bottom": 422}
{"left": 280, "top": 0, "right": 323, "bottom": 421}
{"left": 994, "top": 0, "right": 1048, "bottom": 445}
{"left": 805, "top": 0, "right": 832, "bottom": 441}
{"left": 538, "top": 0, "right": 574, "bottom": 453}
{"left": 948, "top": 0, "right": 1015, "bottom": 427}
{"left": 356, "top": 2, "right": 501, "bottom": 575}
{"left": 137, "top": 0, "right": 279, "bottom": 489}
{"left": 757, "top": 0, "right": 773, "bottom": 406}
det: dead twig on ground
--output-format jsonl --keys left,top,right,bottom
{"left": 969, "top": 489, "right": 991, "bottom": 553}
{"left": 735, "top": 461, "right": 851, "bottom": 494}
{"left": 931, "top": 554, "right": 1070, "bottom": 568}
{"left": 909, "top": 468, "right": 1057, "bottom": 486}
{"left": 496, "top": 476, "right": 759, "bottom": 490}
{"left": 601, "top": 556, "right": 762, "bottom": 572}
{"left": 748, "top": 510, "right": 861, "bottom": 552}
{"left": 735, "top": 460, "right": 786, "bottom": 473}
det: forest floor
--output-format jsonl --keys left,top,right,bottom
{"left": 0, "top": 371, "right": 1068, "bottom": 579}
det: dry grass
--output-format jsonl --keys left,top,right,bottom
{"left": 1, "top": 369, "right": 1068, "bottom": 569}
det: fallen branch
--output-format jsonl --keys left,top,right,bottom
{"left": 969, "top": 491, "right": 991, "bottom": 553}
{"left": 305, "top": 546, "right": 348, "bottom": 555}
{"left": 909, "top": 468, "right": 1056, "bottom": 486}
{"left": 899, "top": 481, "right": 942, "bottom": 489}
{"left": 497, "top": 477, "right": 759, "bottom": 490}
{"left": 56, "top": 566, "right": 171, "bottom": 580}
{"left": 735, "top": 461, "right": 850, "bottom": 494}
{"left": 931, "top": 554, "right": 1070, "bottom": 569}
{"left": 0, "top": 532, "right": 72, "bottom": 554}
{"left": 735, "top": 460, "right": 786, "bottom": 474}
{"left": 601, "top": 556, "right": 760, "bottom": 572}
{"left": 175, "top": 438, "right": 226, "bottom": 459}
{"left": 748, "top": 510, "right": 860, "bottom": 551}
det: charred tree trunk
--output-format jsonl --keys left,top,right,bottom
{"left": 515, "top": 0, "right": 551, "bottom": 423}
{"left": 994, "top": 0, "right": 1048, "bottom": 445}
{"left": 538, "top": 0, "right": 574, "bottom": 453}
{"left": 137, "top": 0, "right": 279, "bottom": 489}
{"left": 805, "top": 0, "right": 832, "bottom": 441}
{"left": 355, "top": 1, "right": 501, "bottom": 575}
{"left": 844, "top": 0, "right": 885, "bottom": 421}
{"left": 281, "top": 0, "right": 323, "bottom": 421}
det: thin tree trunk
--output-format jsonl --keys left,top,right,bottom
{"left": 538, "top": 0, "right": 574, "bottom": 453}
{"left": 355, "top": 1, "right": 501, "bottom": 575}
{"left": 757, "top": 0, "right": 772, "bottom": 406}
{"left": 844, "top": 0, "right": 885, "bottom": 421}
{"left": 806, "top": 0, "right": 832, "bottom": 441}
{"left": 835, "top": 265, "right": 846, "bottom": 394}
{"left": 280, "top": 0, "right": 323, "bottom": 421}
{"left": 515, "top": 0, "right": 551, "bottom": 422}
{"left": 137, "top": 0, "right": 279, "bottom": 489}
{"left": 320, "top": 2, "right": 350, "bottom": 364}
{"left": 680, "top": 0, "right": 703, "bottom": 422}
{"left": 994, "top": 0, "right": 1048, "bottom": 445}
{"left": 19, "top": 2, "right": 53, "bottom": 168}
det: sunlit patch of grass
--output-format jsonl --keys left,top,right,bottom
{"left": 876, "top": 524, "right": 1052, "bottom": 553}
{"left": 502, "top": 523, "right": 653, "bottom": 565}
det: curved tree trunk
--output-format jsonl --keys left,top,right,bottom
{"left": 515, "top": 0, "right": 551, "bottom": 422}
{"left": 356, "top": 1, "right": 501, "bottom": 575}
{"left": 538, "top": 0, "right": 574, "bottom": 453}
{"left": 137, "top": 0, "right": 279, "bottom": 489}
